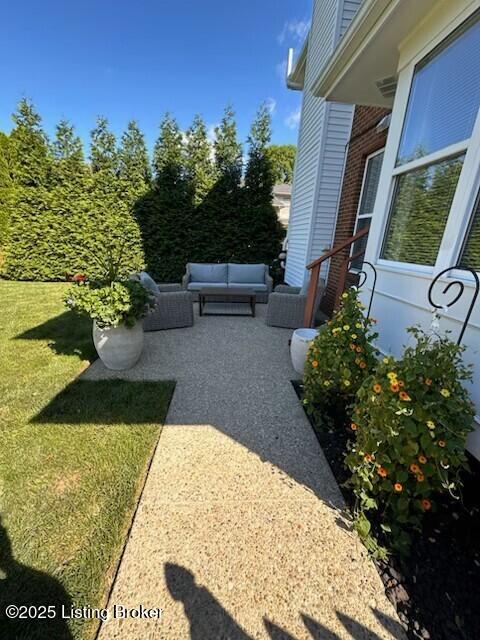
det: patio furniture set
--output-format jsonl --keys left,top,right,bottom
{"left": 136, "top": 263, "right": 326, "bottom": 331}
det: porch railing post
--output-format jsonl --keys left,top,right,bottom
{"left": 304, "top": 264, "right": 320, "bottom": 327}
{"left": 302, "top": 225, "right": 370, "bottom": 327}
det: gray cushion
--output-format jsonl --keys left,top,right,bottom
{"left": 228, "top": 283, "right": 267, "bottom": 292}
{"left": 139, "top": 271, "right": 160, "bottom": 294}
{"left": 187, "top": 281, "right": 228, "bottom": 291}
{"left": 189, "top": 263, "right": 228, "bottom": 283}
{"left": 228, "top": 263, "right": 265, "bottom": 284}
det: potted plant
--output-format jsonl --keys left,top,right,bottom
{"left": 66, "top": 274, "right": 154, "bottom": 370}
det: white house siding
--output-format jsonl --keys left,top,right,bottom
{"left": 308, "top": 102, "right": 354, "bottom": 271}
{"left": 285, "top": 0, "right": 362, "bottom": 286}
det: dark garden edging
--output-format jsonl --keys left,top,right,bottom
{"left": 293, "top": 380, "right": 480, "bottom": 640}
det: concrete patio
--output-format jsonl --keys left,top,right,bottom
{"left": 85, "top": 304, "right": 404, "bottom": 639}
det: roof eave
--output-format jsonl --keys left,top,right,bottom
{"left": 286, "top": 36, "right": 309, "bottom": 91}
{"left": 311, "top": 0, "right": 438, "bottom": 106}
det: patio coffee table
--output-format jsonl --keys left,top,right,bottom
{"left": 199, "top": 287, "right": 256, "bottom": 317}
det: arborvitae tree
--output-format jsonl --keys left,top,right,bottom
{"left": 195, "top": 105, "right": 243, "bottom": 262}
{"left": 214, "top": 105, "right": 242, "bottom": 189}
{"left": 266, "top": 144, "right": 296, "bottom": 183}
{"left": 5, "top": 99, "right": 54, "bottom": 279}
{"left": 118, "top": 120, "right": 151, "bottom": 205}
{"left": 135, "top": 114, "right": 190, "bottom": 280}
{"left": 241, "top": 103, "right": 284, "bottom": 263}
{"left": 89, "top": 116, "right": 143, "bottom": 278}
{"left": 0, "top": 133, "right": 14, "bottom": 264}
{"left": 9, "top": 98, "right": 50, "bottom": 188}
{"left": 185, "top": 114, "right": 216, "bottom": 205}
{"left": 49, "top": 120, "right": 92, "bottom": 276}
{"left": 152, "top": 113, "right": 184, "bottom": 186}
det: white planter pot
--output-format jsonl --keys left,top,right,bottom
{"left": 93, "top": 321, "right": 144, "bottom": 371}
{"left": 290, "top": 328, "right": 319, "bottom": 375}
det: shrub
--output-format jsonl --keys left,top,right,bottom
{"left": 346, "top": 326, "right": 475, "bottom": 555}
{"left": 303, "top": 287, "right": 378, "bottom": 424}
{"left": 65, "top": 279, "right": 154, "bottom": 328}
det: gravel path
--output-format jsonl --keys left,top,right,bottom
{"left": 85, "top": 304, "right": 404, "bottom": 639}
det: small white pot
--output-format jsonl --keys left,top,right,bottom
{"left": 93, "top": 320, "right": 144, "bottom": 370}
{"left": 290, "top": 328, "right": 319, "bottom": 375}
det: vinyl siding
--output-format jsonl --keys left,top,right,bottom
{"left": 285, "top": 0, "right": 362, "bottom": 286}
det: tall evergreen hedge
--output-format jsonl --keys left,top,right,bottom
{"left": 1, "top": 100, "right": 284, "bottom": 282}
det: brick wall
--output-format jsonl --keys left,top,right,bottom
{"left": 320, "top": 105, "right": 391, "bottom": 316}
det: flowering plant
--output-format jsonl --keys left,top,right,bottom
{"left": 303, "top": 287, "right": 378, "bottom": 424}
{"left": 346, "top": 327, "right": 475, "bottom": 555}
{"left": 65, "top": 279, "right": 154, "bottom": 328}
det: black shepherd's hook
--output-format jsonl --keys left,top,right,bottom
{"left": 427, "top": 266, "right": 480, "bottom": 345}
{"left": 357, "top": 261, "right": 378, "bottom": 319}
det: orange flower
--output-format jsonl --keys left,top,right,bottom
{"left": 364, "top": 453, "right": 373, "bottom": 462}
{"left": 390, "top": 382, "right": 399, "bottom": 392}
{"left": 421, "top": 499, "right": 432, "bottom": 510}
{"left": 373, "top": 384, "right": 382, "bottom": 394}
{"left": 425, "top": 378, "right": 433, "bottom": 386}
{"left": 410, "top": 463, "right": 420, "bottom": 474}
{"left": 350, "top": 422, "right": 358, "bottom": 431}
{"left": 356, "top": 346, "right": 362, "bottom": 353}
{"left": 418, "top": 455, "right": 427, "bottom": 464}
{"left": 399, "top": 391, "right": 411, "bottom": 401}
{"left": 350, "top": 344, "right": 356, "bottom": 350}
{"left": 417, "top": 474, "right": 425, "bottom": 482}
{"left": 438, "top": 440, "right": 446, "bottom": 448}
{"left": 398, "top": 380, "right": 405, "bottom": 387}
{"left": 377, "top": 467, "right": 388, "bottom": 478}
{"left": 311, "top": 360, "right": 319, "bottom": 368}
{"left": 394, "top": 483, "right": 403, "bottom": 492}
{"left": 359, "top": 361, "right": 367, "bottom": 369}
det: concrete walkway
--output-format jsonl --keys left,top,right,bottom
{"left": 85, "top": 304, "right": 403, "bottom": 640}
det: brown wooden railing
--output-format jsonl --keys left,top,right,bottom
{"left": 303, "top": 225, "right": 370, "bottom": 327}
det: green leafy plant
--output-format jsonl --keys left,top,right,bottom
{"left": 303, "top": 287, "right": 378, "bottom": 425}
{"left": 346, "top": 326, "right": 475, "bottom": 555}
{"left": 65, "top": 279, "right": 154, "bottom": 328}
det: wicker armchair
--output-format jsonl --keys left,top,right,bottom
{"left": 265, "top": 280, "right": 326, "bottom": 329}
{"left": 143, "top": 284, "right": 194, "bottom": 331}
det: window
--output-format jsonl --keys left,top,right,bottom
{"left": 397, "top": 16, "right": 480, "bottom": 165}
{"left": 382, "top": 155, "right": 464, "bottom": 265}
{"left": 460, "top": 192, "right": 480, "bottom": 271}
{"left": 381, "top": 12, "right": 480, "bottom": 267}
{"left": 351, "top": 149, "right": 384, "bottom": 270}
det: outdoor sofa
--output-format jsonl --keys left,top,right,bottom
{"left": 133, "top": 272, "right": 194, "bottom": 331}
{"left": 265, "top": 279, "right": 326, "bottom": 329}
{"left": 182, "top": 263, "right": 273, "bottom": 303}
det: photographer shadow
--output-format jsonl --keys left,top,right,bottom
{"left": 0, "top": 516, "right": 73, "bottom": 640}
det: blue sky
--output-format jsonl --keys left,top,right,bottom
{"left": 1, "top": 0, "right": 311, "bottom": 154}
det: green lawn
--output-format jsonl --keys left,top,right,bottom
{"left": 0, "top": 281, "right": 174, "bottom": 640}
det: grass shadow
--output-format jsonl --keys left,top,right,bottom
{"left": 31, "top": 379, "right": 176, "bottom": 425}
{"left": 15, "top": 310, "right": 97, "bottom": 363}
{"left": 0, "top": 516, "right": 73, "bottom": 639}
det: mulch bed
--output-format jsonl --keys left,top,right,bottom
{"left": 292, "top": 380, "right": 480, "bottom": 640}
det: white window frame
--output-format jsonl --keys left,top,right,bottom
{"left": 369, "top": 6, "right": 480, "bottom": 281}
{"left": 350, "top": 148, "right": 385, "bottom": 272}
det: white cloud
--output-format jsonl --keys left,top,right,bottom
{"left": 265, "top": 98, "right": 277, "bottom": 115}
{"left": 278, "top": 18, "right": 310, "bottom": 45}
{"left": 285, "top": 106, "right": 301, "bottom": 130}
